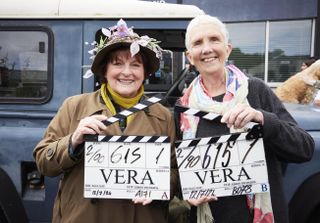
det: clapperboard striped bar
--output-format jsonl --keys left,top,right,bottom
{"left": 85, "top": 134, "right": 170, "bottom": 143}
{"left": 175, "top": 124, "right": 263, "bottom": 149}
{"left": 174, "top": 104, "right": 256, "bottom": 129}
{"left": 101, "top": 94, "right": 163, "bottom": 126}
{"left": 174, "top": 105, "right": 267, "bottom": 199}
{"left": 174, "top": 104, "right": 220, "bottom": 121}
{"left": 83, "top": 94, "right": 163, "bottom": 141}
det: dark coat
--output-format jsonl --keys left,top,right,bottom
{"left": 175, "top": 77, "right": 315, "bottom": 223}
{"left": 34, "top": 89, "right": 177, "bottom": 223}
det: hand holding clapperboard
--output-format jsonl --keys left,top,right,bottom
{"left": 83, "top": 95, "right": 171, "bottom": 200}
{"left": 174, "top": 104, "right": 270, "bottom": 200}
{"left": 83, "top": 95, "right": 270, "bottom": 201}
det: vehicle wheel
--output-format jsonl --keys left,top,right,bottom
{"left": 0, "top": 168, "right": 28, "bottom": 223}
{"left": 289, "top": 172, "right": 320, "bottom": 223}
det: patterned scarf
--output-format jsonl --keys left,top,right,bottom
{"left": 179, "top": 64, "right": 274, "bottom": 223}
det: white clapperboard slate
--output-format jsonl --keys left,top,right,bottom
{"left": 174, "top": 105, "right": 270, "bottom": 200}
{"left": 83, "top": 95, "right": 171, "bottom": 200}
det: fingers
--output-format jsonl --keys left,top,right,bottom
{"left": 83, "top": 115, "right": 107, "bottom": 134}
{"left": 71, "top": 115, "right": 108, "bottom": 147}
{"left": 221, "top": 105, "right": 245, "bottom": 129}
{"left": 221, "top": 104, "right": 263, "bottom": 129}
{"left": 187, "top": 196, "right": 218, "bottom": 206}
{"left": 132, "top": 198, "right": 153, "bottom": 206}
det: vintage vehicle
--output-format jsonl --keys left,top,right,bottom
{"left": 282, "top": 103, "right": 320, "bottom": 223}
{"left": 0, "top": 0, "right": 319, "bottom": 223}
{"left": 0, "top": 0, "right": 204, "bottom": 222}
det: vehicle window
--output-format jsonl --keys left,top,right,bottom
{"left": 227, "top": 22, "right": 265, "bottom": 80}
{"left": 226, "top": 19, "right": 313, "bottom": 85}
{"left": 0, "top": 27, "right": 53, "bottom": 103}
{"left": 145, "top": 50, "right": 174, "bottom": 87}
{"left": 268, "top": 20, "right": 312, "bottom": 83}
{"left": 138, "top": 30, "right": 185, "bottom": 93}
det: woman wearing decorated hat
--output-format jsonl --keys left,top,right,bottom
{"left": 33, "top": 19, "right": 177, "bottom": 223}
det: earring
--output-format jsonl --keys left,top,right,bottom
{"left": 225, "top": 59, "right": 229, "bottom": 66}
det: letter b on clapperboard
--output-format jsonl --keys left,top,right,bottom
{"left": 175, "top": 106, "right": 270, "bottom": 200}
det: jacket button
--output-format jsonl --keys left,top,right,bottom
{"left": 47, "top": 148, "right": 54, "bottom": 157}
{"left": 91, "top": 199, "right": 98, "bottom": 204}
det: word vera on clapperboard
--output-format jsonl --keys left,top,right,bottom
{"left": 83, "top": 135, "right": 171, "bottom": 200}
{"left": 175, "top": 124, "right": 270, "bottom": 200}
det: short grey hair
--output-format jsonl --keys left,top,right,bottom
{"left": 185, "top": 15, "right": 229, "bottom": 50}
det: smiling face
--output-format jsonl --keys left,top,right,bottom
{"left": 104, "top": 49, "right": 145, "bottom": 98}
{"left": 186, "top": 23, "right": 232, "bottom": 77}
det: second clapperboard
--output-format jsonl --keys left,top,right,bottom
{"left": 83, "top": 95, "right": 171, "bottom": 200}
{"left": 174, "top": 104, "right": 270, "bottom": 199}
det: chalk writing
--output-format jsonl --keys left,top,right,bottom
{"left": 84, "top": 137, "right": 170, "bottom": 200}
{"left": 232, "top": 184, "right": 253, "bottom": 195}
{"left": 86, "top": 145, "right": 105, "bottom": 164}
{"left": 110, "top": 145, "right": 141, "bottom": 164}
{"left": 135, "top": 190, "right": 151, "bottom": 198}
{"left": 176, "top": 134, "right": 270, "bottom": 198}
{"left": 92, "top": 189, "right": 112, "bottom": 196}
{"left": 189, "top": 189, "right": 216, "bottom": 199}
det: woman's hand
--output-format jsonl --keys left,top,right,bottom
{"left": 187, "top": 196, "right": 218, "bottom": 206}
{"left": 221, "top": 103, "right": 264, "bottom": 129}
{"left": 71, "top": 115, "right": 108, "bottom": 148}
{"left": 132, "top": 198, "right": 153, "bottom": 206}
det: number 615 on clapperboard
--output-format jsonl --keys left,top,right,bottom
{"left": 82, "top": 95, "right": 171, "bottom": 201}
{"left": 83, "top": 135, "right": 171, "bottom": 201}
{"left": 175, "top": 122, "right": 270, "bottom": 200}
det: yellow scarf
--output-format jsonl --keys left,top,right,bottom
{"left": 100, "top": 83, "right": 144, "bottom": 124}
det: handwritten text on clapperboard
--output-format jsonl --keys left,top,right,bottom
{"left": 84, "top": 136, "right": 171, "bottom": 200}
{"left": 175, "top": 125, "right": 270, "bottom": 200}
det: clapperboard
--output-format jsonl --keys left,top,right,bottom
{"left": 83, "top": 95, "right": 171, "bottom": 200}
{"left": 175, "top": 105, "right": 270, "bottom": 200}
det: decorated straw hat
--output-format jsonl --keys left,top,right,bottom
{"left": 89, "top": 19, "right": 163, "bottom": 78}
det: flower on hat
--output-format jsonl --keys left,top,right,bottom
{"left": 115, "top": 19, "right": 131, "bottom": 37}
{"left": 88, "top": 19, "right": 162, "bottom": 59}
{"left": 84, "top": 19, "right": 163, "bottom": 79}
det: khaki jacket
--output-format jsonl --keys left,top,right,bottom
{"left": 33, "top": 89, "right": 177, "bottom": 223}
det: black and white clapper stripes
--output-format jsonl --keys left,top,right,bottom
{"left": 174, "top": 104, "right": 256, "bottom": 130}
{"left": 85, "top": 134, "right": 170, "bottom": 143}
{"left": 174, "top": 104, "right": 220, "bottom": 121}
{"left": 174, "top": 104, "right": 263, "bottom": 148}
{"left": 101, "top": 94, "right": 162, "bottom": 126}
{"left": 84, "top": 94, "right": 164, "bottom": 142}
{"left": 175, "top": 124, "right": 263, "bottom": 149}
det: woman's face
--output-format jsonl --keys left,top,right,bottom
{"left": 300, "top": 62, "right": 308, "bottom": 71}
{"left": 104, "top": 49, "right": 145, "bottom": 98}
{"left": 186, "top": 23, "right": 232, "bottom": 77}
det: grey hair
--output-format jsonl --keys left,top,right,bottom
{"left": 185, "top": 15, "right": 229, "bottom": 50}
